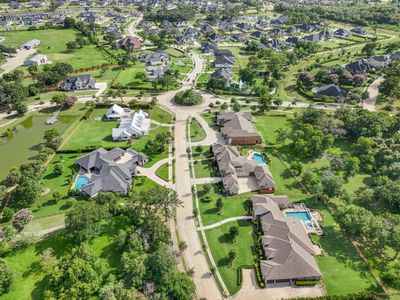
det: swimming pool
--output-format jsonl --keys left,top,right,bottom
{"left": 74, "top": 175, "right": 90, "bottom": 190}
{"left": 252, "top": 152, "right": 266, "bottom": 165}
{"left": 286, "top": 211, "right": 314, "bottom": 228}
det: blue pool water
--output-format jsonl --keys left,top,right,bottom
{"left": 285, "top": 211, "right": 312, "bottom": 221}
{"left": 74, "top": 175, "right": 90, "bottom": 190}
{"left": 252, "top": 153, "right": 266, "bottom": 165}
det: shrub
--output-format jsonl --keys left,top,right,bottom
{"left": 237, "top": 267, "right": 242, "bottom": 286}
{"left": 295, "top": 280, "right": 319, "bottom": 286}
{"left": 174, "top": 89, "right": 202, "bottom": 106}
{"left": 1, "top": 207, "right": 14, "bottom": 222}
{"left": 0, "top": 259, "right": 13, "bottom": 295}
{"left": 11, "top": 209, "right": 33, "bottom": 232}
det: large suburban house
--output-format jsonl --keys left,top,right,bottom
{"left": 313, "top": 84, "right": 348, "bottom": 98}
{"left": 217, "top": 111, "right": 261, "bottom": 145}
{"left": 346, "top": 55, "right": 392, "bottom": 73}
{"left": 251, "top": 195, "right": 322, "bottom": 285}
{"left": 116, "top": 36, "right": 141, "bottom": 50}
{"left": 105, "top": 104, "right": 128, "bottom": 120}
{"left": 75, "top": 148, "right": 148, "bottom": 197}
{"left": 112, "top": 110, "right": 151, "bottom": 141}
{"left": 60, "top": 74, "right": 96, "bottom": 91}
{"left": 212, "top": 144, "right": 275, "bottom": 195}
{"left": 24, "top": 54, "right": 48, "bottom": 66}
{"left": 140, "top": 50, "right": 169, "bottom": 65}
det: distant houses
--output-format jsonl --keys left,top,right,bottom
{"left": 212, "top": 143, "right": 275, "bottom": 195}
{"left": 105, "top": 104, "right": 127, "bottom": 120}
{"left": 60, "top": 74, "right": 96, "bottom": 91}
{"left": 140, "top": 50, "right": 169, "bottom": 65}
{"left": 217, "top": 111, "right": 261, "bottom": 145}
{"left": 112, "top": 110, "right": 151, "bottom": 141}
{"left": 75, "top": 148, "right": 148, "bottom": 197}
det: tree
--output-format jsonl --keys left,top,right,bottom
{"left": 344, "top": 156, "right": 360, "bottom": 178}
{"left": 150, "top": 96, "right": 157, "bottom": 107}
{"left": 6, "top": 166, "right": 21, "bottom": 185}
{"left": 100, "top": 279, "right": 144, "bottom": 300}
{"left": 216, "top": 198, "right": 223, "bottom": 214}
{"left": 164, "top": 271, "right": 195, "bottom": 300}
{"left": 0, "top": 259, "right": 12, "bottom": 296}
{"left": 239, "top": 67, "right": 256, "bottom": 86}
{"left": 174, "top": 89, "right": 202, "bottom": 106}
{"left": 121, "top": 250, "right": 147, "bottom": 288}
{"left": 289, "top": 161, "right": 303, "bottom": 176}
{"left": 275, "top": 128, "right": 289, "bottom": 146}
{"left": 44, "top": 244, "right": 104, "bottom": 299}
{"left": 65, "top": 202, "right": 107, "bottom": 243}
{"left": 66, "top": 41, "right": 78, "bottom": 52}
{"left": 229, "top": 226, "right": 239, "bottom": 243}
{"left": 51, "top": 94, "right": 67, "bottom": 105}
{"left": 0, "top": 185, "right": 6, "bottom": 202}
{"left": 44, "top": 129, "right": 62, "bottom": 151}
{"left": 12, "top": 209, "right": 33, "bottom": 232}
{"left": 258, "top": 95, "right": 271, "bottom": 113}
{"left": 14, "top": 177, "right": 42, "bottom": 206}
{"left": 65, "top": 96, "right": 78, "bottom": 108}
{"left": 203, "top": 184, "right": 211, "bottom": 194}
{"left": 321, "top": 170, "right": 344, "bottom": 197}
{"left": 135, "top": 71, "right": 148, "bottom": 82}
{"left": 146, "top": 245, "right": 175, "bottom": 285}
{"left": 232, "top": 101, "right": 241, "bottom": 112}
{"left": 39, "top": 248, "right": 57, "bottom": 270}
{"left": 52, "top": 191, "right": 62, "bottom": 202}
{"left": 362, "top": 42, "right": 378, "bottom": 57}
{"left": 179, "top": 240, "right": 188, "bottom": 251}
{"left": 54, "top": 163, "right": 64, "bottom": 175}
{"left": 227, "top": 249, "right": 236, "bottom": 267}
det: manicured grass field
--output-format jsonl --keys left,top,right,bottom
{"left": 2, "top": 29, "right": 110, "bottom": 69}
{"left": 200, "top": 112, "right": 217, "bottom": 129}
{"left": 254, "top": 113, "right": 292, "bottom": 145}
{"left": 155, "top": 163, "right": 169, "bottom": 181}
{"left": 307, "top": 200, "right": 379, "bottom": 295}
{"left": 193, "top": 159, "right": 218, "bottom": 178}
{"left": 205, "top": 220, "right": 256, "bottom": 295}
{"left": 190, "top": 118, "right": 206, "bottom": 142}
{"left": 61, "top": 108, "right": 169, "bottom": 166}
{"left": 149, "top": 105, "right": 173, "bottom": 124}
{"left": 197, "top": 184, "right": 254, "bottom": 226}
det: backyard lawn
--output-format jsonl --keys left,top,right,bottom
{"left": 61, "top": 108, "right": 169, "bottom": 166}
{"left": 193, "top": 159, "right": 218, "bottom": 178}
{"left": 205, "top": 220, "right": 256, "bottom": 295}
{"left": 149, "top": 105, "right": 173, "bottom": 124}
{"left": 191, "top": 145, "right": 213, "bottom": 160}
{"left": 197, "top": 184, "right": 254, "bottom": 226}
{"left": 254, "top": 113, "right": 292, "bottom": 145}
{"left": 155, "top": 163, "right": 169, "bottom": 181}
{"left": 190, "top": 118, "right": 206, "bottom": 142}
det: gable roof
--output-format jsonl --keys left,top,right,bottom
{"left": 218, "top": 111, "right": 260, "bottom": 139}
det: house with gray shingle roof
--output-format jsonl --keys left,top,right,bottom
{"left": 75, "top": 148, "right": 148, "bottom": 197}
{"left": 251, "top": 195, "right": 321, "bottom": 285}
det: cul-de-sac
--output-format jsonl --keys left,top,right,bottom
{"left": 0, "top": 1, "right": 400, "bottom": 300}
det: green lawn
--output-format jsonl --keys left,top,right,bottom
{"left": 2, "top": 29, "right": 110, "bottom": 69}
{"left": 132, "top": 177, "right": 159, "bottom": 192}
{"left": 61, "top": 108, "right": 169, "bottom": 166}
{"left": 254, "top": 113, "right": 292, "bottom": 145}
{"left": 155, "top": 163, "right": 169, "bottom": 181}
{"left": 190, "top": 118, "right": 206, "bottom": 142}
{"left": 205, "top": 220, "right": 256, "bottom": 295}
{"left": 193, "top": 159, "right": 218, "bottom": 178}
{"left": 191, "top": 145, "right": 213, "bottom": 160}
{"left": 149, "top": 105, "right": 173, "bottom": 124}
{"left": 200, "top": 112, "right": 217, "bottom": 129}
{"left": 306, "top": 199, "right": 379, "bottom": 295}
{"left": 197, "top": 184, "right": 254, "bottom": 226}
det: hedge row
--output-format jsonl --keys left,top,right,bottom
{"left": 296, "top": 291, "right": 378, "bottom": 300}
{"left": 295, "top": 280, "right": 319, "bottom": 286}
{"left": 237, "top": 268, "right": 242, "bottom": 286}
{"left": 57, "top": 145, "right": 129, "bottom": 154}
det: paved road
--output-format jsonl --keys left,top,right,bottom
{"left": 126, "top": 13, "right": 143, "bottom": 41}
{"left": 363, "top": 76, "right": 384, "bottom": 112}
{"left": 0, "top": 48, "right": 36, "bottom": 75}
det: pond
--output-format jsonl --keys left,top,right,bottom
{"left": 0, "top": 114, "right": 77, "bottom": 180}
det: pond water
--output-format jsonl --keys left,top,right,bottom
{"left": 0, "top": 114, "right": 77, "bottom": 180}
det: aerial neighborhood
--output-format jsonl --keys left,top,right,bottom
{"left": 0, "top": 0, "right": 400, "bottom": 300}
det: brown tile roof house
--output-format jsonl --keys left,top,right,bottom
{"left": 251, "top": 195, "right": 321, "bottom": 285}
{"left": 217, "top": 111, "right": 261, "bottom": 145}
{"left": 117, "top": 36, "right": 141, "bottom": 50}
{"left": 212, "top": 144, "right": 274, "bottom": 195}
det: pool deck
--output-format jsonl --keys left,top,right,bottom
{"left": 283, "top": 204, "right": 324, "bottom": 236}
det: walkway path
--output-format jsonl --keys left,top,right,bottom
{"left": 191, "top": 177, "right": 221, "bottom": 185}
{"left": 198, "top": 216, "right": 253, "bottom": 231}
{"left": 136, "top": 157, "right": 173, "bottom": 189}
{"left": 363, "top": 76, "right": 384, "bottom": 111}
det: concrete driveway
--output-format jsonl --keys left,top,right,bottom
{"left": 233, "top": 269, "right": 324, "bottom": 300}
{"left": 0, "top": 48, "right": 36, "bottom": 75}
{"left": 363, "top": 76, "right": 384, "bottom": 111}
